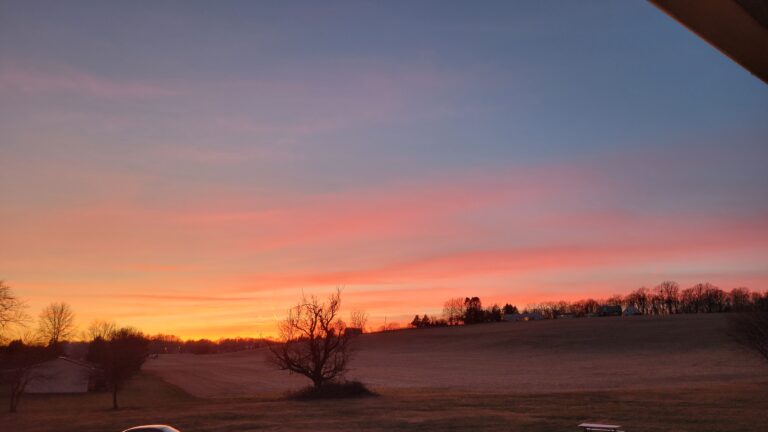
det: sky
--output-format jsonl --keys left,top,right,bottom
{"left": 1, "top": 1, "right": 767, "bottom": 339}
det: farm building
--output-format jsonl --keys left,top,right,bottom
{"left": 623, "top": 306, "right": 641, "bottom": 316}
{"left": 344, "top": 327, "right": 363, "bottom": 336}
{"left": 597, "top": 305, "right": 622, "bottom": 317}
{"left": 24, "top": 357, "right": 100, "bottom": 394}
{"left": 504, "top": 312, "right": 543, "bottom": 322}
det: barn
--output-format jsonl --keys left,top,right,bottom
{"left": 24, "top": 357, "right": 99, "bottom": 394}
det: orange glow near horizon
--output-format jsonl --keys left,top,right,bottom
{"left": 4, "top": 163, "right": 767, "bottom": 340}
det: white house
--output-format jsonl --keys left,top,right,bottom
{"left": 25, "top": 357, "right": 98, "bottom": 394}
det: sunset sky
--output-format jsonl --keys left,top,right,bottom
{"left": 1, "top": 1, "right": 766, "bottom": 339}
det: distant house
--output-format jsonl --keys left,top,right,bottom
{"left": 597, "top": 305, "right": 622, "bottom": 317}
{"left": 24, "top": 357, "right": 100, "bottom": 394}
{"left": 344, "top": 327, "right": 363, "bottom": 336}
{"left": 623, "top": 306, "right": 641, "bottom": 316}
{"left": 504, "top": 312, "right": 543, "bottom": 322}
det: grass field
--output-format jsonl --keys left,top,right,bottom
{"left": 3, "top": 374, "right": 768, "bottom": 432}
{"left": 2, "top": 314, "right": 768, "bottom": 432}
{"left": 146, "top": 314, "right": 767, "bottom": 397}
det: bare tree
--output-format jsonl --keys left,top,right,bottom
{"left": 0, "top": 281, "right": 28, "bottom": 343}
{"left": 84, "top": 320, "right": 117, "bottom": 341}
{"left": 729, "top": 287, "right": 753, "bottom": 311}
{"left": 267, "top": 290, "right": 353, "bottom": 388}
{"left": 349, "top": 310, "right": 369, "bottom": 332}
{"left": 443, "top": 297, "right": 465, "bottom": 325}
{"left": 38, "top": 302, "right": 76, "bottom": 346}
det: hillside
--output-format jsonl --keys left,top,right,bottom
{"left": 145, "top": 314, "right": 768, "bottom": 398}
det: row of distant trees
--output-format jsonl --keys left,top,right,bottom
{"left": 4, "top": 279, "right": 768, "bottom": 406}
{"left": 523, "top": 282, "right": 765, "bottom": 319}
{"left": 148, "top": 309, "right": 369, "bottom": 354}
{"left": 148, "top": 335, "right": 266, "bottom": 355}
{"left": 412, "top": 298, "right": 519, "bottom": 328}
{"left": 442, "top": 297, "right": 518, "bottom": 326}
{"left": 406, "top": 283, "right": 767, "bottom": 328}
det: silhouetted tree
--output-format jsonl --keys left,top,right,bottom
{"left": 184, "top": 338, "right": 217, "bottom": 354}
{"left": 626, "top": 287, "right": 651, "bottom": 315}
{"left": 87, "top": 327, "right": 149, "bottom": 409}
{"left": 349, "top": 310, "right": 369, "bottom": 332}
{"left": 702, "top": 283, "right": 726, "bottom": 313}
{"left": 681, "top": 284, "right": 705, "bottom": 313}
{"left": 84, "top": 320, "right": 117, "bottom": 341}
{"left": 502, "top": 303, "right": 518, "bottom": 315}
{"left": 410, "top": 315, "right": 422, "bottom": 328}
{"left": 443, "top": 297, "right": 465, "bottom": 325}
{"left": 148, "top": 334, "right": 183, "bottom": 354}
{"left": 488, "top": 304, "right": 503, "bottom": 322}
{"left": 215, "top": 337, "right": 262, "bottom": 353}
{"left": 655, "top": 281, "right": 680, "bottom": 314}
{"left": 38, "top": 302, "right": 75, "bottom": 347}
{"left": 0, "top": 282, "right": 27, "bottom": 343}
{"left": 464, "top": 297, "right": 483, "bottom": 324}
{"left": 267, "top": 290, "right": 353, "bottom": 388}
{"left": 421, "top": 314, "right": 431, "bottom": 327}
{"left": 605, "top": 295, "right": 624, "bottom": 307}
{"left": 729, "top": 287, "right": 753, "bottom": 312}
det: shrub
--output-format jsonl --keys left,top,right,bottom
{"left": 290, "top": 380, "right": 376, "bottom": 400}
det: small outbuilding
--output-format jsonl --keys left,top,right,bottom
{"left": 344, "top": 327, "right": 363, "bottom": 336}
{"left": 622, "top": 306, "right": 641, "bottom": 316}
{"left": 597, "top": 305, "right": 622, "bottom": 317}
{"left": 504, "top": 312, "right": 543, "bottom": 322}
{"left": 24, "top": 357, "right": 99, "bottom": 394}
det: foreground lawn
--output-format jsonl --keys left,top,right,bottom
{"left": 2, "top": 373, "right": 767, "bottom": 432}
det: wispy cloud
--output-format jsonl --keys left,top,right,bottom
{"left": 0, "top": 63, "right": 176, "bottom": 98}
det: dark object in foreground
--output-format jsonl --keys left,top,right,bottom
{"left": 122, "top": 425, "right": 180, "bottom": 432}
{"left": 88, "top": 327, "right": 149, "bottom": 410}
{"left": 290, "top": 380, "right": 376, "bottom": 400}
{"left": 578, "top": 423, "right": 623, "bottom": 432}
{"left": 728, "top": 298, "right": 768, "bottom": 363}
{"left": 649, "top": 0, "right": 768, "bottom": 84}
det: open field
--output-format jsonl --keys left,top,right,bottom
{"left": 146, "top": 314, "right": 767, "bottom": 397}
{"left": 3, "top": 314, "right": 768, "bottom": 432}
{"left": 2, "top": 372, "right": 768, "bottom": 432}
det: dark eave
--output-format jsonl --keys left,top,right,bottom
{"left": 649, "top": 0, "right": 768, "bottom": 84}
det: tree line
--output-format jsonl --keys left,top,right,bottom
{"left": 147, "top": 334, "right": 267, "bottom": 355}
{"left": 405, "top": 282, "right": 766, "bottom": 328}
{"left": 411, "top": 297, "right": 519, "bottom": 328}
{"left": 522, "top": 282, "right": 765, "bottom": 319}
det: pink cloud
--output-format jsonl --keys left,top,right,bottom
{"left": 0, "top": 64, "right": 176, "bottom": 98}
{"left": 4, "top": 153, "right": 767, "bottom": 338}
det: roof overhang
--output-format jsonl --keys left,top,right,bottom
{"left": 649, "top": 0, "right": 768, "bottom": 84}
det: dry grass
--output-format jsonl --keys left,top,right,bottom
{"left": 2, "top": 314, "right": 767, "bottom": 431}
{"left": 2, "top": 374, "right": 767, "bottom": 432}
{"left": 146, "top": 314, "right": 767, "bottom": 397}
